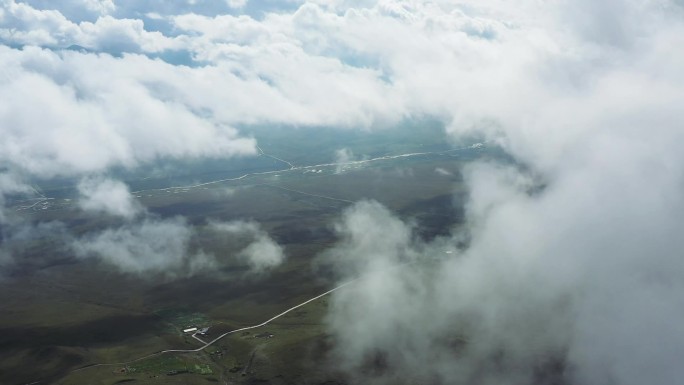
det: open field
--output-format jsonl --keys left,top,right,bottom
{"left": 57, "top": 295, "right": 339, "bottom": 385}
{"left": 0, "top": 125, "right": 502, "bottom": 384}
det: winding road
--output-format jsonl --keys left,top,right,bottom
{"left": 16, "top": 143, "right": 484, "bottom": 213}
{"left": 66, "top": 279, "right": 356, "bottom": 375}
{"left": 128, "top": 143, "right": 482, "bottom": 196}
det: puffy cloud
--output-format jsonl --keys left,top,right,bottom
{"left": 323, "top": 200, "right": 414, "bottom": 276}
{"left": 0, "top": 0, "right": 177, "bottom": 51}
{"left": 323, "top": 202, "right": 452, "bottom": 383}
{"left": 19, "top": 0, "right": 115, "bottom": 20}
{"left": 238, "top": 235, "right": 285, "bottom": 272}
{"left": 0, "top": 46, "right": 257, "bottom": 179}
{"left": 333, "top": 148, "right": 357, "bottom": 173}
{"left": 0, "top": 0, "right": 562, "bottom": 135}
{"left": 226, "top": 0, "right": 248, "bottom": 10}
{"left": 80, "top": 0, "right": 115, "bottom": 15}
{"left": 1, "top": 1, "right": 684, "bottom": 383}
{"left": 321, "top": 10, "right": 684, "bottom": 371}
{"left": 210, "top": 220, "right": 285, "bottom": 273}
{"left": 72, "top": 217, "right": 215, "bottom": 276}
{"left": 77, "top": 177, "right": 142, "bottom": 219}
{"left": 334, "top": 148, "right": 354, "bottom": 162}
{"left": 322, "top": 5, "right": 684, "bottom": 377}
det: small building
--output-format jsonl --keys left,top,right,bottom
{"left": 183, "top": 327, "right": 198, "bottom": 333}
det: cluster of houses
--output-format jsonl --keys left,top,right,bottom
{"left": 183, "top": 326, "right": 209, "bottom": 335}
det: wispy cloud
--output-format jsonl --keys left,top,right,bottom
{"left": 209, "top": 220, "right": 285, "bottom": 274}
{"left": 72, "top": 216, "right": 215, "bottom": 276}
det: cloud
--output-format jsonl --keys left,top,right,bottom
{"left": 1, "top": 0, "right": 554, "bottom": 136}
{"left": 72, "top": 217, "right": 215, "bottom": 276}
{"left": 226, "top": 0, "right": 247, "bottom": 10}
{"left": 210, "top": 220, "right": 285, "bottom": 273}
{"left": 238, "top": 235, "right": 285, "bottom": 272}
{"left": 77, "top": 177, "right": 142, "bottom": 219}
{"left": 333, "top": 148, "right": 356, "bottom": 173}
{"left": 0, "top": 46, "right": 257, "bottom": 179}
{"left": 325, "top": 88, "right": 684, "bottom": 383}
{"left": 1, "top": 1, "right": 684, "bottom": 383}
{"left": 19, "top": 0, "right": 115, "bottom": 20}
{"left": 323, "top": 201, "right": 462, "bottom": 384}
{"left": 326, "top": 137, "right": 684, "bottom": 382}
{"left": 323, "top": 200, "right": 414, "bottom": 276}
{"left": 0, "top": 0, "right": 176, "bottom": 51}
{"left": 324, "top": 198, "right": 569, "bottom": 384}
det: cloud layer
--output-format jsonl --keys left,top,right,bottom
{"left": 326, "top": 179, "right": 684, "bottom": 384}
{"left": 2, "top": 1, "right": 684, "bottom": 383}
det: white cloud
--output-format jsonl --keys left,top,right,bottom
{"left": 1, "top": 0, "right": 558, "bottom": 134}
{"left": 0, "top": 46, "right": 257, "bottom": 179}
{"left": 323, "top": 23, "right": 684, "bottom": 376}
{"left": 81, "top": 0, "right": 115, "bottom": 15}
{"left": 0, "top": 0, "right": 176, "bottom": 51}
{"left": 333, "top": 147, "right": 356, "bottom": 173}
{"left": 72, "top": 217, "right": 215, "bottom": 276}
{"left": 77, "top": 177, "right": 142, "bottom": 219}
{"left": 324, "top": 200, "right": 414, "bottom": 275}
{"left": 2, "top": 1, "right": 684, "bottom": 382}
{"left": 210, "top": 220, "right": 285, "bottom": 273}
{"left": 226, "top": 0, "right": 247, "bottom": 9}
{"left": 238, "top": 235, "right": 285, "bottom": 272}
{"left": 20, "top": 0, "right": 115, "bottom": 19}
{"left": 63, "top": 214, "right": 284, "bottom": 278}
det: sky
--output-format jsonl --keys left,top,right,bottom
{"left": 2, "top": 0, "right": 684, "bottom": 384}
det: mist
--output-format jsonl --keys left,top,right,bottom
{"left": 209, "top": 220, "right": 286, "bottom": 274}
{"left": 314, "top": 0, "right": 684, "bottom": 381}
{"left": 325, "top": 150, "right": 684, "bottom": 384}
{"left": 72, "top": 216, "right": 216, "bottom": 276}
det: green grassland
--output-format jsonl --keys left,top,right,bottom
{"left": 56, "top": 295, "right": 337, "bottom": 385}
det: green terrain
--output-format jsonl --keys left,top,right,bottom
{"left": 0, "top": 123, "right": 497, "bottom": 385}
